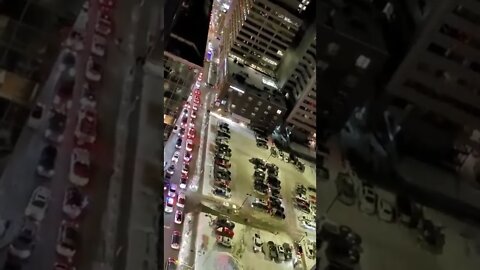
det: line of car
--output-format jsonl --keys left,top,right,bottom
{"left": 3, "top": 2, "right": 114, "bottom": 269}
{"left": 164, "top": 87, "right": 202, "bottom": 266}
{"left": 211, "top": 122, "right": 233, "bottom": 199}
{"left": 248, "top": 158, "right": 285, "bottom": 219}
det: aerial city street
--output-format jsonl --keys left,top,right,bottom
{"left": 2, "top": 0, "right": 480, "bottom": 270}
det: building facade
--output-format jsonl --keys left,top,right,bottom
{"left": 222, "top": 0, "right": 303, "bottom": 77}
{"left": 387, "top": 0, "right": 480, "bottom": 150}
{"left": 218, "top": 58, "right": 287, "bottom": 130}
{"left": 317, "top": 1, "right": 388, "bottom": 141}
{"left": 280, "top": 23, "right": 316, "bottom": 143}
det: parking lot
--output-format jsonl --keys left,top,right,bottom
{"left": 201, "top": 114, "right": 316, "bottom": 232}
{"left": 316, "top": 142, "right": 480, "bottom": 270}
{"left": 193, "top": 212, "right": 300, "bottom": 270}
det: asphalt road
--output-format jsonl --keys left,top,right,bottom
{"left": 0, "top": 4, "right": 96, "bottom": 268}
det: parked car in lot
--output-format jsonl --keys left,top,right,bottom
{"left": 216, "top": 227, "right": 234, "bottom": 238}
{"left": 283, "top": 243, "right": 293, "bottom": 260}
{"left": 216, "top": 235, "right": 232, "bottom": 248}
{"left": 56, "top": 221, "right": 79, "bottom": 262}
{"left": 336, "top": 172, "right": 356, "bottom": 206}
{"left": 213, "top": 187, "right": 231, "bottom": 198}
{"left": 37, "top": 145, "right": 57, "bottom": 178}
{"left": 396, "top": 195, "right": 423, "bottom": 228}
{"left": 266, "top": 241, "right": 278, "bottom": 262}
{"left": 252, "top": 233, "right": 263, "bottom": 252}
{"left": 358, "top": 182, "right": 377, "bottom": 214}
{"left": 175, "top": 138, "right": 182, "bottom": 149}
{"left": 215, "top": 217, "right": 235, "bottom": 230}
{"left": 25, "top": 186, "right": 51, "bottom": 222}
{"left": 378, "top": 198, "right": 395, "bottom": 222}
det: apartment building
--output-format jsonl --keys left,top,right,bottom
{"left": 222, "top": 0, "right": 303, "bottom": 77}
{"left": 387, "top": 0, "right": 480, "bottom": 150}
{"left": 317, "top": 1, "right": 388, "bottom": 141}
{"left": 279, "top": 22, "right": 316, "bottom": 143}
{"left": 218, "top": 57, "right": 287, "bottom": 130}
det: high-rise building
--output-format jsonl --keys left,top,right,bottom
{"left": 387, "top": 0, "right": 480, "bottom": 150}
{"left": 151, "top": 0, "right": 210, "bottom": 138}
{"left": 317, "top": 1, "right": 388, "bottom": 141}
{"left": 222, "top": 0, "right": 304, "bottom": 77}
{"left": 279, "top": 22, "right": 316, "bottom": 144}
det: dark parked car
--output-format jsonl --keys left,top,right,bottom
{"left": 256, "top": 141, "right": 268, "bottom": 149}
{"left": 213, "top": 187, "right": 231, "bottom": 198}
{"left": 267, "top": 241, "right": 278, "bottom": 261}
{"left": 175, "top": 138, "right": 183, "bottom": 148}
{"left": 215, "top": 217, "right": 235, "bottom": 230}
{"left": 283, "top": 243, "right": 293, "bottom": 260}
{"left": 254, "top": 171, "right": 265, "bottom": 178}
{"left": 336, "top": 173, "right": 356, "bottom": 206}
{"left": 396, "top": 195, "right": 423, "bottom": 228}
{"left": 37, "top": 145, "right": 58, "bottom": 178}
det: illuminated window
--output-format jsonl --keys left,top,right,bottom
{"left": 267, "top": 106, "right": 271, "bottom": 110}
{"left": 231, "top": 104, "right": 236, "bottom": 108}
{"left": 276, "top": 109, "right": 282, "bottom": 114}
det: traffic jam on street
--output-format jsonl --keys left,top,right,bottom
{"left": 163, "top": 73, "right": 204, "bottom": 270}
{"left": 0, "top": 1, "right": 117, "bottom": 269}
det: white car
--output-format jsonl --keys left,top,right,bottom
{"left": 171, "top": 151, "right": 180, "bottom": 164}
{"left": 86, "top": 56, "right": 102, "bottom": 82}
{"left": 177, "top": 193, "right": 186, "bottom": 208}
{"left": 252, "top": 233, "right": 263, "bottom": 253}
{"left": 358, "top": 183, "right": 377, "bottom": 214}
{"left": 166, "top": 165, "right": 175, "bottom": 175}
{"left": 69, "top": 148, "right": 90, "bottom": 186}
{"left": 174, "top": 210, "right": 183, "bottom": 224}
{"left": 191, "top": 111, "right": 197, "bottom": 119}
{"left": 301, "top": 219, "right": 316, "bottom": 231}
{"left": 378, "top": 198, "right": 395, "bottom": 222}
{"left": 25, "top": 186, "right": 51, "bottom": 222}
{"left": 80, "top": 83, "right": 96, "bottom": 109}
{"left": 28, "top": 103, "right": 46, "bottom": 129}
{"left": 186, "top": 139, "right": 193, "bottom": 152}
{"left": 168, "top": 184, "right": 177, "bottom": 198}
{"left": 95, "top": 21, "right": 111, "bottom": 36}
{"left": 63, "top": 31, "right": 84, "bottom": 51}
{"left": 74, "top": 109, "right": 97, "bottom": 144}
{"left": 56, "top": 221, "right": 79, "bottom": 262}
{"left": 192, "top": 104, "right": 198, "bottom": 111}
{"left": 91, "top": 34, "right": 106, "bottom": 57}
{"left": 164, "top": 197, "right": 174, "bottom": 213}
{"left": 9, "top": 220, "right": 37, "bottom": 259}
{"left": 305, "top": 240, "right": 316, "bottom": 259}
{"left": 183, "top": 152, "right": 192, "bottom": 162}
{"left": 62, "top": 187, "right": 87, "bottom": 219}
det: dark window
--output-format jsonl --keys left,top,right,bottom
{"left": 427, "top": 43, "right": 446, "bottom": 56}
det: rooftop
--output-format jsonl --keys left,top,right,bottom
{"left": 165, "top": 0, "right": 212, "bottom": 66}
{"left": 227, "top": 58, "right": 287, "bottom": 108}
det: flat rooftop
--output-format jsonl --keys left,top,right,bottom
{"left": 165, "top": 0, "right": 212, "bottom": 66}
{"left": 227, "top": 58, "right": 286, "bottom": 108}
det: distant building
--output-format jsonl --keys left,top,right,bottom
{"left": 218, "top": 58, "right": 287, "bottom": 130}
{"left": 149, "top": 0, "right": 210, "bottom": 138}
{"left": 317, "top": 1, "right": 389, "bottom": 141}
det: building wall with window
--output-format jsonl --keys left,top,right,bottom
{"left": 387, "top": 0, "right": 480, "bottom": 148}
{"left": 281, "top": 23, "right": 316, "bottom": 141}
{"left": 219, "top": 58, "right": 287, "bottom": 130}
{"left": 317, "top": 1, "right": 388, "bottom": 141}
{"left": 222, "top": 0, "right": 303, "bottom": 77}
